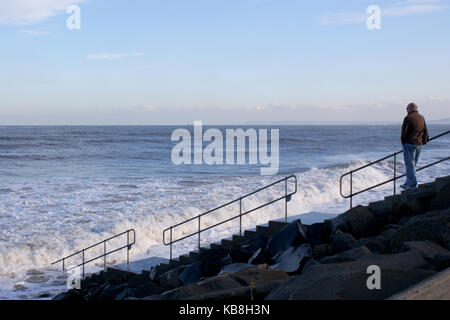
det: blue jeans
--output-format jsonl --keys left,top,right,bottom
{"left": 402, "top": 143, "right": 422, "bottom": 187}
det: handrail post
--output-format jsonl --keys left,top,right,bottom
{"left": 239, "top": 198, "right": 242, "bottom": 236}
{"left": 285, "top": 178, "right": 288, "bottom": 222}
{"left": 127, "top": 231, "right": 130, "bottom": 267}
{"left": 198, "top": 216, "right": 201, "bottom": 250}
{"left": 350, "top": 172, "right": 353, "bottom": 209}
{"left": 62, "top": 258, "right": 65, "bottom": 272}
{"left": 393, "top": 153, "right": 397, "bottom": 195}
{"left": 103, "top": 241, "right": 106, "bottom": 270}
{"left": 82, "top": 249, "right": 85, "bottom": 277}
{"left": 170, "top": 227, "right": 173, "bottom": 261}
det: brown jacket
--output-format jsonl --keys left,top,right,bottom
{"left": 401, "top": 110, "right": 429, "bottom": 145}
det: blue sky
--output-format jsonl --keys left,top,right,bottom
{"left": 1, "top": 0, "right": 449, "bottom": 125}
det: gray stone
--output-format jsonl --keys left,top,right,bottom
{"left": 218, "top": 263, "right": 254, "bottom": 276}
{"left": 269, "top": 244, "right": 311, "bottom": 273}
{"left": 429, "top": 184, "right": 450, "bottom": 211}
{"left": 159, "top": 266, "right": 182, "bottom": 289}
{"left": 332, "top": 230, "right": 359, "bottom": 253}
{"left": 99, "top": 284, "right": 127, "bottom": 300}
{"left": 53, "top": 289, "right": 84, "bottom": 301}
{"left": 266, "top": 267, "right": 435, "bottom": 300}
{"left": 320, "top": 246, "right": 372, "bottom": 264}
{"left": 402, "top": 241, "right": 450, "bottom": 261}
{"left": 25, "top": 275, "right": 49, "bottom": 283}
{"left": 344, "top": 205, "right": 378, "bottom": 238}
{"left": 390, "top": 214, "right": 450, "bottom": 252}
{"left": 160, "top": 264, "right": 287, "bottom": 300}
{"left": 133, "top": 282, "right": 165, "bottom": 298}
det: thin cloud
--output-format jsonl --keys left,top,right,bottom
{"left": 136, "top": 105, "right": 158, "bottom": 112}
{"left": 0, "top": 0, "right": 85, "bottom": 26}
{"left": 19, "top": 29, "right": 51, "bottom": 36}
{"left": 318, "top": 0, "right": 448, "bottom": 26}
{"left": 86, "top": 52, "right": 144, "bottom": 60}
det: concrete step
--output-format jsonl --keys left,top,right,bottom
{"left": 244, "top": 229, "right": 259, "bottom": 241}
{"left": 232, "top": 234, "right": 247, "bottom": 245}
{"left": 256, "top": 225, "right": 271, "bottom": 236}
{"left": 268, "top": 220, "right": 289, "bottom": 233}
{"left": 179, "top": 254, "right": 192, "bottom": 264}
{"left": 435, "top": 175, "right": 450, "bottom": 192}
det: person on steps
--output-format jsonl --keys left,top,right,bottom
{"left": 400, "top": 102, "right": 429, "bottom": 191}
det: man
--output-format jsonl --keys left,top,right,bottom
{"left": 400, "top": 102, "right": 429, "bottom": 191}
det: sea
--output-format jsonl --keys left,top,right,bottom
{"left": 0, "top": 124, "right": 449, "bottom": 299}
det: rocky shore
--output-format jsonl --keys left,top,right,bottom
{"left": 54, "top": 175, "right": 450, "bottom": 300}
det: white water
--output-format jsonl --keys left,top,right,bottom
{"left": 0, "top": 159, "right": 448, "bottom": 299}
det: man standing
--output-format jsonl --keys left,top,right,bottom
{"left": 400, "top": 102, "right": 429, "bottom": 191}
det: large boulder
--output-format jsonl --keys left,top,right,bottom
{"left": 429, "top": 184, "right": 450, "bottom": 211}
{"left": 269, "top": 244, "right": 311, "bottom": 273}
{"left": 332, "top": 230, "right": 359, "bottom": 253}
{"left": 160, "top": 264, "right": 287, "bottom": 300}
{"left": 401, "top": 240, "right": 450, "bottom": 262}
{"left": 343, "top": 205, "right": 378, "bottom": 239}
{"left": 266, "top": 267, "right": 435, "bottom": 300}
{"left": 390, "top": 214, "right": 450, "bottom": 252}
{"left": 305, "top": 221, "right": 333, "bottom": 245}
{"left": 320, "top": 246, "right": 371, "bottom": 264}
{"left": 266, "top": 219, "right": 307, "bottom": 258}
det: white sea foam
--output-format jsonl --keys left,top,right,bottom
{"left": 0, "top": 159, "right": 448, "bottom": 299}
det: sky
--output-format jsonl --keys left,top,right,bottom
{"left": 0, "top": 0, "right": 449, "bottom": 125}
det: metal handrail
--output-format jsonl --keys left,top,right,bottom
{"left": 340, "top": 130, "right": 450, "bottom": 208}
{"left": 163, "top": 175, "right": 297, "bottom": 260}
{"left": 52, "top": 229, "right": 136, "bottom": 277}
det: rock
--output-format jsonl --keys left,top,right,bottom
{"left": 13, "top": 284, "right": 28, "bottom": 291}
{"left": 305, "top": 221, "right": 333, "bottom": 245}
{"left": 266, "top": 219, "right": 306, "bottom": 258}
{"left": 159, "top": 266, "right": 182, "bottom": 289}
{"left": 429, "top": 184, "right": 450, "bottom": 211}
{"left": 332, "top": 230, "right": 359, "bottom": 253}
{"left": 53, "top": 289, "right": 84, "bottom": 301}
{"left": 26, "top": 269, "right": 45, "bottom": 276}
{"left": 390, "top": 215, "right": 450, "bottom": 252}
{"left": 99, "top": 284, "right": 127, "bottom": 300}
{"left": 320, "top": 246, "right": 372, "bottom": 264}
{"left": 161, "top": 264, "right": 287, "bottom": 300}
{"left": 247, "top": 248, "right": 267, "bottom": 265}
{"left": 269, "top": 244, "right": 311, "bottom": 274}
{"left": 218, "top": 263, "right": 254, "bottom": 276}
{"left": 133, "top": 282, "right": 165, "bottom": 298}
{"left": 432, "top": 254, "right": 450, "bottom": 271}
{"left": 231, "top": 235, "right": 269, "bottom": 264}
{"left": 127, "top": 272, "right": 151, "bottom": 289}
{"left": 266, "top": 268, "right": 435, "bottom": 300}
{"left": 402, "top": 241, "right": 450, "bottom": 261}
{"left": 25, "top": 275, "right": 49, "bottom": 283}
{"left": 390, "top": 203, "right": 414, "bottom": 224}
{"left": 311, "top": 243, "right": 334, "bottom": 259}
{"left": 343, "top": 205, "right": 378, "bottom": 239}
{"left": 358, "top": 237, "right": 389, "bottom": 254}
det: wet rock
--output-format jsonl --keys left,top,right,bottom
{"left": 390, "top": 214, "right": 450, "bottom": 252}
{"left": 13, "top": 284, "right": 28, "bottom": 291}
{"left": 320, "top": 246, "right": 372, "bottom": 264}
{"left": 25, "top": 275, "right": 49, "bottom": 283}
{"left": 344, "top": 205, "right": 378, "bottom": 239}
{"left": 402, "top": 240, "right": 450, "bottom": 262}
{"left": 266, "top": 219, "right": 306, "bottom": 258}
{"left": 231, "top": 235, "right": 269, "bottom": 264}
{"left": 269, "top": 244, "right": 311, "bottom": 274}
{"left": 26, "top": 269, "right": 45, "bottom": 276}
{"left": 332, "top": 230, "right": 359, "bottom": 253}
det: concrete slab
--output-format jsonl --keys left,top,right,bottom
{"left": 110, "top": 257, "right": 169, "bottom": 274}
